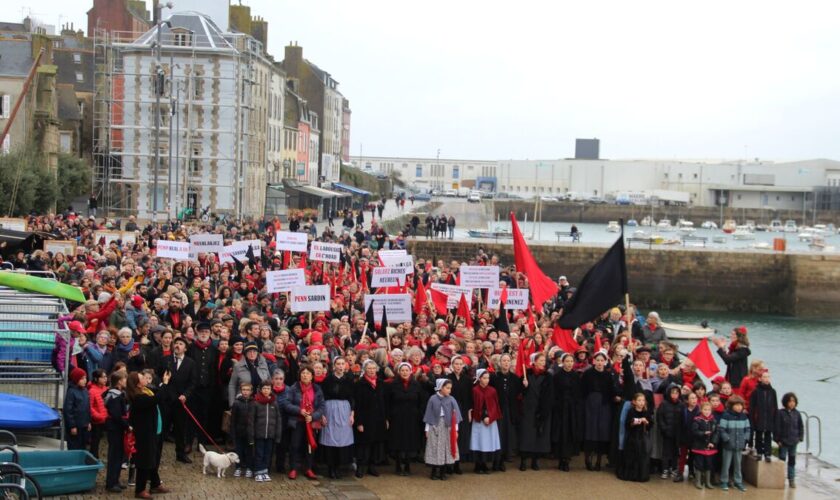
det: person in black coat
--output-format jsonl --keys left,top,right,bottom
{"left": 518, "top": 353, "right": 553, "bottom": 471}
{"left": 127, "top": 370, "right": 171, "bottom": 499}
{"left": 774, "top": 392, "right": 804, "bottom": 487}
{"left": 161, "top": 336, "right": 196, "bottom": 463}
{"left": 581, "top": 351, "right": 617, "bottom": 471}
{"left": 616, "top": 393, "right": 652, "bottom": 482}
{"left": 386, "top": 362, "right": 425, "bottom": 476}
{"left": 353, "top": 360, "right": 388, "bottom": 477}
{"left": 103, "top": 372, "right": 129, "bottom": 492}
{"left": 656, "top": 384, "right": 685, "bottom": 479}
{"left": 749, "top": 371, "right": 777, "bottom": 461}
{"left": 186, "top": 323, "right": 219, "bottom": 446}
{"left": 552, "top": 352, "right": 582, "bottom": 471}
{"left": 491, "top": 353, "right": 521, "bottom": 470}
{"left": 713, "top": 327, "right": 751, "bottom": 389}
{"left": 319, "top": 359, "right": 355, "bottom": 479}
{"left": 447, "top": 355, "right": 473, "bottom": 473}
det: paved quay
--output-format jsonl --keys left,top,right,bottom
{"left": 65, "top": 446, "right": 838, "bottom": 500}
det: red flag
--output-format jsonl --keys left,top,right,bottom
{"left": 527, "top": 307, "right": 537, "bottom": 334}
{"left": 282, "top": 251, "right": 291, "bottom": 270}
{"left": 449, "top": 410, "right": 458, "bottom": 459}
{"left": 552, "top": 326, "right": 580, "bottom": 353}
{"left": 430, "top": 288, "right": 449, "bottom": 315}
{"left": 299, "top": 252, "right": 307, "bottom": 270}
{"left": 499, "top": 286, "right": 508, "bottom": 307}
{"left": 515, "top": 337, "right": 536, "bottom": 378}
{"left": 687, "top": 339, "right": 721, "bottom": 378}
{"left": 510, "top": 212, "right": 558, "bottom": 308}
{"left": 594, "top": 331, "right": 603, "bottom": 353}
{"left": 457, "top": 293, "right": 472, "bottom": 329}
{"left": 414, "top": 278, "right": 428, "bottom": 315}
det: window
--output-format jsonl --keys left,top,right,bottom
{"left": 693, "top": 173, "right": 698, "bottom": 179}
{"left": 189, "top": 144, "right": 201, "bottom": 175}
{"left": 664, "top": 173, "right": 669, "bottom": 179}
{"left": 416, "top": 165, "right": 423, "bottom": 178}
{"left": 1, "top": 134, "right": 10, "bottom": 154}
{"left": 173, "top": 30, "right": 191, "bottom": 47}
{"left": 75, "top": 71, "right": 84, "bottom": 82}
{"left": 0, "top": 94, "right": 9, "bottom": 118}
{"left": 73, "top": 53, "right": 81, "bottom": 64}
{"left": 452, "top": 165, "right": 459, "bottom": 179}
{"left": 193, "top": 78, "right": 203, "bottom": 99}
{"left": 78, "top": 100, "right": 85, "bottom": 118}
{"left": 737, "top": 195, "right": 742, "bottom": 200}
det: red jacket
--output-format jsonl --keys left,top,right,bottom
{"left": 738, "top": 374, "right": 761, "bottom": 410}
{"left": 471, "top": 383, "right": 502, "bottom": 424}
{"left": 88, "top": 383, "right": 108, "bottom": 425}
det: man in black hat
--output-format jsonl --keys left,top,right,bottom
{"left": 164, "top": 336, "right": 197, "bottom": 463}
{"left": 187, "top": 322, "right": 219, "bottom": 448}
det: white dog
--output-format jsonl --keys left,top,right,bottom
{"left": 198, "top": 444, "right": 240, "bottom": 478}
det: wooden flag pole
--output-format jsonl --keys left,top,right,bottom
{"left": 361, "top": 322, "right": 369, "bottom": 342}
{"left": 308, "top": 311, "right": 313, "bottom": 328}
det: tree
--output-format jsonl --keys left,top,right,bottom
{"left": 389, "top": 169, "right": 406, "bottom": 189}
{"left": 0, "top": 143, "right": 55, "bottom": 216}
{"left": 56, "top": 153, "right": 92, "bottom": 211}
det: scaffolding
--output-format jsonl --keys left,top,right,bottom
{"left": 91, "top": 18, "right": 268, "bottom": 221}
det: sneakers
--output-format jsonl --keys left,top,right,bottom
{"left": 660, "top": 469, "right": 670, "bottom": 479}
{"left": 255, "top": 474, "right": 264, "bottom": 482}
{"left": 288, "top": 470, "right": 297, "bottom": 480}
{"left": 263, "top": 473, "right": 272, "bottom": 482}
{"left": 234, "top": 468, "right": 242, "bottom": 478}
{"left": 735, "top": 483, "right": 747, "bottom": 492}
{"left": 245, "top": 469, "right": 253, "bottom": 479}
{"left": 721, "top": 484, "right": 730, "bottom": 491}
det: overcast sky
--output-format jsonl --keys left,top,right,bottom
{"left": 8, "top": 0, "right": 840, "bottom": 161}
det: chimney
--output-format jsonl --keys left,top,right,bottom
{"left": 285, "top": 43, "right": 302, "bottom": 66}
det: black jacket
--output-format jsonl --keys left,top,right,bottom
{"left": 717, "top": 346, "right": 751, "bottom": 389}
{"left": 162, "top": 354, "right": 197, "bottom": 401}
{"left": 385, "top": 379, "right": 425, "bottom": 452}
{"left": 353, "top": 377, "right": 387, "bottom": 444}
{"left": 187, "top": 342, "right": 219, "bottom": 390}
{"left": 749, "top": 383, "right": 778, "bottom": 432}
{"left": 64, "top": 385, "right": 91, "bottom": 431}
{"left": 229, "top": 394, "right": 251, "bottom": 443}
{"left": 103, "top": 388, "right": 129, "bottom": 432}
{"left": 690, "top": 414, "right": 719, "bottom": 452}
{"left": 656, "top": 396, "right": 685, "bottom": 440}
{"left": 774, "top": 408, "right": 804, "bottom": 446}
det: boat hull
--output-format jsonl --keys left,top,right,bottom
{"left": 660, "top": 322, "right": 716, "bottom": 340}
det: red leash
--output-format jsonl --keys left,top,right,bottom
{"left": 180, "top": 400, "right": 225, "bottom": 454}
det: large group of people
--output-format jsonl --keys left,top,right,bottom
{"left": 1, "top": 205, "right": 804, "bottom": 497}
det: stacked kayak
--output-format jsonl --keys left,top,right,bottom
{"left": 0, "top": 394, "right": 60, "bottom": 429}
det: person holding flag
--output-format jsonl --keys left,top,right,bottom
{"left": 282, "top": 366, "right": 325, "bottom": 480}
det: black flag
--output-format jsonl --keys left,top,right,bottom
{"left": 558, "top": 235, "right": 628, "bottom": 329}
{"left": 379, "top": 303, "right": 388, "bottom": 339}
{"left": 245, "top": 244, "right": 258, "bottom": 268}
{"left": 366, "top": 299, "right": 376, "bottom": 331}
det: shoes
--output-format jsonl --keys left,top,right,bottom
{"left": 245, "top": 469, "right": 253, "bottom": 479}
{"left": 789, "top": 479, "right": 796, "bottom": 489}
{"left": 519, "top": 459, "right": 527, "bottom": 471}
{"left": 367, "top": 466, "right": 380, "bottom": 477}
{"left": 234, "top": 469, "right": 242, "bottom": 478}
{"left": 703, "top": 470, "right": 716, "bottom": 489}
{"left": 106, "top": 486, "right": 122, "bottom": 493}
{"left": 453, "top": 463, "right": 462, "bottom": 475}
{"left": 255, "top": 474, "right": 264, "bottom": 482}
{"left": 121, "top": 462, "right": 129, "bottom": 470}
{"left": 119, "top": 484, "right": 128, "bottom": 490}
{"left": 150, "top": 486, "right": 170, "bottom": 494}
{"left": 304, "top": 469, "right": 317, "bottom": 480}
{"left": 531, "top": 459, "right": 540, "bottom": 471}
{"left": 134, "top": 492, "right": 152, "bottom": 499}
{"left": 175, "top": 456, "right": 192, "bottom": 464}
{"left": 263, "top": 473, "right": 272, "bottom": 482}
{"left": 430, "top": 466, "right": 439, "bottom": 480}
{"left": 661, "top": 469, "right": 670, "bottom": 479}
{"left": 354, "top": 469, "right": 363, "bottom": 479}
{"left": 721, "top": 484, "right": 730, "bottom": 491}
{"left": 673, "top": 474, "right": 684, "bottom": 483}
{"left": 288, "top": 470, "right": 297, "bottom": 480}
{"left": 735, "top": 483, "right": 747, "bottom": 492}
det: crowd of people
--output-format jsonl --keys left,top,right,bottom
{"left": 1, "top": 204, "right": 804, "bottom": 497}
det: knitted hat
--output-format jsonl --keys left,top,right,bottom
{"left": 69, "top": 367, "right": 87, "bottom": 384}
{"left": 131, "top": 295, "right": 144, "bottom": 308}
{"left": 244, "top": 341, "right": 259, "bottom": 353}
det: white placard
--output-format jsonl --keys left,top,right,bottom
{"left": 156, "top": 240, "right": 191, "bottom": 260}
{"left": 488, "top": 288, "right": 530, "bottom": 310}
{"left": 0, "top": 217, "right": 27, "bottom": 231}
{"left": 309, "top": 241, "right": 342, "bottom": 263}
{"left": 219, "top": 240, "right": 263, "bottom": 264}
{"left": 43, "top": 240, "right": 77, "bottom": 256}
{"left": 459, "top": 265, "right": 500, "bottom": 289}
{"left": 276, "top": 231, "right": 308, "bottom": 253}
{"left": 363, "top": 294, "right": 412, "bottom": 323}
{"left": 430, "top": 283, "right": 473, "bottom": 309}
{"left": 266, "top": 269, "right": 306, "bottom": 293}
{"left": 290, "top": 285, "right": 330, "bottom": 312}
{"left": 121, "top": 231, "right": 137, "bottom": 245}
{"left": 378, "top": 249, "right": 407, "bottom": 265}
{"left": 371, "top": 266, "right": 408, "bottom": 287}
{"left": 94, "top": 230, "right": 121, "bottom": 246}
{"left": 189, "top": 233, "right": 224, "bottom": 254}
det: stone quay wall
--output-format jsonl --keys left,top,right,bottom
{"left": 406, "top": 239, "right": 840, "bottom": 318}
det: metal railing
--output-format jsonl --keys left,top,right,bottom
{"left": 800, "top": 411, "right": 823, "bottom": 458}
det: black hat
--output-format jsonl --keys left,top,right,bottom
{"left": 173, "top": 336, "right": 188, "bottom": 347}
{"left": 244, "top": 341, "right": 259, "bottom": 353}
{"left": 231, "top": 337, "right": 245, "bottom": 346}
{"left": 196, "top": 322, "right": 211, "bottom": 332}
{"left": 636, "top": 345, "right": 652, "bottom": 354}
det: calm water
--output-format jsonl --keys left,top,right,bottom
{"left": 463, "top": 221, "right": 839, "bottom": 253}
{"left": 656, "top": 311, "right": 840, "bottom": 466}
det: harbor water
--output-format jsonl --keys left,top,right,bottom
{"left": 462, "top": 220, "right": 839, "bottom": 253}
{"left": 652, "top": 310, "right": 839, "bottom": 466}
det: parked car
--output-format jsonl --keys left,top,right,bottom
{"left": 467, "top": 192, "right": 482, "bottom": 203}
{"left": 587, "top": 196, "right": 607, "bottom": 204}
{"left": 539, "top": 196, "right": 559, "bottom": 202}
{"left": 442, "top": 189, "right": 457, "bottom": 197}
{"left": 413, "top": 192, "right": 431, "bottom": 201}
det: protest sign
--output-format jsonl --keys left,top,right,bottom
{"left": 488, "top": 288, "right": 530, "bottom": 310}
{"left": 290, "top": 285, "right": 330, "bottom": 312}
{"left": 275, "top": 231, "right": 308, "bottom": 253}
{"left": 189, "top": 233, "right": 224, "bottom": 254}
{"left": 460, "top": 265, "right": 500, "bottom": 289}
{"left": 156, "top": 240, "right": 191, "bottom": 260}
{"left": 430, "top": 283, "right": 473, "bottom": 308}
{"left": 309, "top": 241, "right": 342, "bottom": 263}
{"left": 363, "top": 294, "right": 412, "bottom": 323}
{"left": 266, "top": 269, "right": 306, "bottom": 293}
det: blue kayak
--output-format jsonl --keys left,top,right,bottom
{"left": 0, "top": 393, "right": 60, "bottom": 428}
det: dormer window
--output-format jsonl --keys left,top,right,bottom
{"left": 172, "top": 28, "right": 191, "bottom": 47}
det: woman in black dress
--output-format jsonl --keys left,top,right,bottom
{"left": 386, "top": 362, "right": 425, "bottom": 476}
{"left": 353, "top": 360, "right": 387, "bottom": 478}
{"left": 552, "top": 352, "right": 582, "bottom": 471}
{"left": 491, "top": 353, "right": 520, "bottom": 470}
{"left": 447, "top": 355, "right": 473, "bottom": 474}
{"left": 127, "top": 370, "right": 171, "bottom": 499}
{"left": 518, "top": 352, "right": 553, "bottom": 471}
{"left": 617, "top": 393, "right": 652, "bottom": 482}
{"left": 581, "top": 350, "right": 617, "bottom": 471}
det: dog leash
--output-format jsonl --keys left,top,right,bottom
{"left": 181, "top": 400, "right": 225, "bottom": 454}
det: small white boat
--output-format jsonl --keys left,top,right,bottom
{"left": 769, "top": 219, "right": 783, "bottom": 232}
{"left": 751, "top": 242, "right": 772, "bottom": 250}
{"left": 722, "top": 219, "right": 737, "bottom": 234}
{"left": 678, "top": 226, "right": 696, "bottom": 235}
{"left": 657, "top": 219, "right": 675, "bottom": 232}
{"left": 783, "top": 220, "right": 798, "bottom": 233}
{"left": 713, "top": 235, "right": 727, "bottom": 244}
{"left": 661, "top": 321, "right": 716, "bottom": 340}
{"left": 640, "top": 216, "right": 654, "bottom": 227}
{"left": 606, "top": 221, "right": 621, "bottom": 232}
{"left": 701, "top": 221, "right": 718, "bottom": 230}
{"left": 824, "top": 223, "right": 837, "bottom": 235}
{"left": 677, "top": 219, "right": 694, "bottom": 228}
{"left": 745, "top": 220, "right": 756, "bottom": 231}
{"left": 809, "top": 236, "right": 835, "bottom": 252}
{"left": 732, "top": 229, "right": 755, "bottom": 240}
{"left": 626, "top": 219, "right": 638, "bottom": 227}
{"left": 797, "top": 228, "right": 820, "bottom": 242}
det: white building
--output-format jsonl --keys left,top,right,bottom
{"left": 352, "top": 154, "right": 840, "bottom": 210}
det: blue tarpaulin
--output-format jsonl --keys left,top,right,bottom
{"left": 332, "top": 182, "right": 371, "bottom": 197}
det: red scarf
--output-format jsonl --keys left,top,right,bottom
{"left": 314, "top": 373, "right": 327, "bottom": 384}
{"left": 401, "top": 377, "right": 410, "bottom": 389}
{"left": 300, "top": 382, "right": 318, "bottom": 450}
{"left": 254, "top": 391, "right": 275, "bottom": 405}
{"left": 193, "top": 337, "right": 212, "bottom": 350}
{"left": 364, "top": 374, "right": 377, "bottom": 389}
{"left": 531, "top": 365, "right": 546, "bottom": 376}
{"left": 273, "top": 384, "right": 285, "bottom": 394}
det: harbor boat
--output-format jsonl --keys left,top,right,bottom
{"left": 783, "top": 220, "right": 798, "bottom": 233}
{"left": 798, "top": 227, "right": 820, "bottom": 242}
{"left": 732, "top": 228, "right": 755, "bottom": 240}
{"left": 809, "top": 236, "right": 835, "bottom": 252}
{"left": 626, "top": 219, "right": 638, "bottom": 227}
{"left": 678, "top": 226, "right": 696, "bottom": 236}
{"left": 745, "top": 220, "right": 756, "bottom": 231}
{"left": 722, "top": 219, "right": 737, "bottom": 234}
{"left": 769, "top": 219, "right": 783, "bottom": 231}
{"left": 701, "top": 220, "right": 718, "bottom": 230}
{"left": 657, "top": 219, "right": 675, "bottom": 232}
{"left": 467, "top": 229, "right": 513, "bottom": 239}
{"left": 640, "top": 216, "right": 654, "bottom": 227}
{"left": 606, "top": 221, "right": 621, "bottom": 232}
{"left": 677, "top": 219, "right": 694, "bottom": 228}
{"left": 755, "top": 224, "right": 769, "bottom": 232}
{"left": 751, "top": 242, "right": 772, "bottom": 250}
{"left": 713, "top": 235, "right": 728, "bottom": 244}
{"left": 631, "top": 230, "right": 664, "bottom": 244}
{"left": 660, "top": 321, "right": 716, "bottom": 340}
{"left": 824, "top": 223, "right": 837, "bottom": 235}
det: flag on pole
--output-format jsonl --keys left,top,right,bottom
{"left": 687, "top": 339, "right": 721, "bottom": 378}
{"left": 510, "top": 212, "right": 559, "bottom": 308}
{"left": 414, "top": 278, "right": 428, "bottom": 315}
{"left": 430, "top": 288, "right": 449, "bottom": 315}
{"left": 457, "top": 293, "right": 472, "bottom": 329}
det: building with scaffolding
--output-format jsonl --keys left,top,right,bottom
{"left": 92, "top": 11, "right": 282, "bottom": 221}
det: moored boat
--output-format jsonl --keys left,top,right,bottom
{"left": 722, "top": 219, "right": 737, "bottom": 234}
{"left": 626, "top": 219, "right": 638, "bottom": 227}
{"left": 657, "top": 219, "right": 675, "bottom": 232}
{"left": 467, "top": 229, "right": 513, "bottom": 239}
{"left": 660, "top": 321, "right": 716, "bottom": 340}
{"left": 701, "top": 220, "right": 718, "bottom": 230}
{"left": 606, "top": 221, "right": 621, "bottom": 232}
